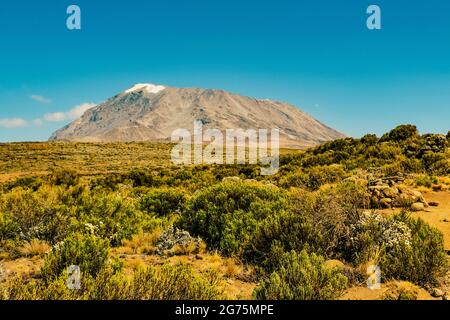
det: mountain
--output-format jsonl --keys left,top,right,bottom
{"left": 49, "top": 84, "right": 345, "bottom": 148}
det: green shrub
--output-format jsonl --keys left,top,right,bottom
{"left": 41, "top": 233, "right": 110, "bottom": 281}
{"left": 381, "top": 125, "right": 418, "bottom": 142}
{"left": 2, "top": 264, "right": 222, "bottom": 300}
{"left": 292, "top": 183, "right": 370, "bottom": 262}
{"left": 3, "top": 176, "right": 44, "bottom": 192}
{"left": 400, "top": 158, "right": 423, "bottom": 173}
{"left": 247, "top": 209, "right": 318, "bottom": 270}
{"left": 0, "top": 186, "right": 73, "bottom": 243}
{"left": 128, "top": 169, "right": 161, "bottom": 187}
{"left": 361, "top": 134, "right": 378, "bottom": 146}
{"left": 379, "top": 213, "right": 448, "bottom": 286}
{"left": 50, "top": 168, "right": 79, "bottom": 187}
{"left": 381, "top": 162, "right": 402, "bottom": 176}
{"left": 77, "top": 192, "right": 145, "bottom": 246}
{"left": 127, "top": 265, "right": 222, "bottom": 300}
{"left": 178, "top": 181, "right": 288, "bottom": 256}
{"left": 140, "top": 188, "right": 186, "bottom": 216}
{"left": 414, "top": 175, "right": 438, "bottom": 188}
{"left": 248, "top": 182, "right": 372, "bottom": 267}
{"left": 280, "top": 165, "right": 347, "bottom": 190}
{"left": 253, "top": 250, "right": 348, "bottom": 300}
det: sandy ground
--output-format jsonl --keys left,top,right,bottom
{"left": 412, "top": 191, "right": 450, "bottom": 251}
{"left": 340, "top": 281, "right": 436, "bottom": 300}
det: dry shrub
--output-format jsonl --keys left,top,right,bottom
{"left": 223, "top": 258, "right": 241, "bottom": 278}
{"left": 122, "top": 229, "right": 162, "bottom": 254}
{"left": 124, "top": 257, "right": 146, "bottom": 271}
{"left": 171, "top": 242, "right": 197, "bottom": 256}
{"left": 18, "top": 239, "right": 51, "bottom": 257}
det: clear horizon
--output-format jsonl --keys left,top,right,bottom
{"left": 1, "top": 0, "right": 450, "bottom": 142}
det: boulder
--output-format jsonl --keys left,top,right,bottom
{"left": 430, "top": 288, "right": 444, "bottom": 298}
{"left": 382, "top": 187, "right": 399, "bottom": 198}
{"left": 156, "top": 227, "right": 203, "bottom": 255}
{"left": 411, "top": 190, "right": 424, "bottom": 202}
{"left": 411, "top": 202, "right": 425, "bottom": 212}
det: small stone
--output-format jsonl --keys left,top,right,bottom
{"left": 383, "top": 187, "right": 399, "bottom": 198}
{"left": 411, "top": 190, "right": 424, "bottom": 202}
{"left": 411, "top": 202, "right": 425, "bottom": 211}
{"left": 443, "top": 294, "right": 449, "bottom": 301}
{"left": 430, "top": 288, "right": 444, "bottom": 298}
{"left": 429, "top": 201, "right": 440, "bottom": 207}
{"left": 397, "top": 185, "right": 408, "bottom": 193}
{"left": 222, "top": 176, "right": 241, "bottom": 183}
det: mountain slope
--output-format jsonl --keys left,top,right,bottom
{"left": 49, "top": 84, "right": 345, "bottom": 148}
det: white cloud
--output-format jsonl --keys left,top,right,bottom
{"left": 1, "top": 102, "right": 96, "bottom": 130}
{"left": 44, "top": 112, "right": 66, "bottom": 122}
{"left": 67, "top": 103, "right": 96, "bottom": 119}
{"left": 43, "top": 103, "right": 96, "bottom": 122}
{"left": 30, "top": 95, "right": 52, "bottom": 104}
{"left": 32, "top": 118, "right": 43, "bottom": 127}
{"left": 0, "top": 118, "right": 28, "bottom": 128}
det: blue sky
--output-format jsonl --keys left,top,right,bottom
{"left": 0, "top": 0, "right": 449, "bottom": 142}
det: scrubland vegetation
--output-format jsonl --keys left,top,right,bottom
{"left": 0, "top": 125, "right": 449, "bottom": 300}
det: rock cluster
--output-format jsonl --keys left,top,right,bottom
{"left": 368, "top": 176, "right": 430, "bottom": 211}
{"left": 155, "top": 227, "right": 203, "bottom": 255}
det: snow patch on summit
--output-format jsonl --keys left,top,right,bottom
{"left": 125, "top": 83, "right": 166, "bottom": 94}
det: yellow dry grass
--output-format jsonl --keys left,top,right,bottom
{"left": 121, "top": 229, "right": 162, "bottom": 254}
{"left": 18, "top": 239, "right": 51, "bottom": 258}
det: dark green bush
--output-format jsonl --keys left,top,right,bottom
{"left": 3, "top": 176, "right": 44, "bottom": 192}
{"left": 50, "top": 168, "right": 79, "bottom": 187}
{"left": 128, "top": 169, "right": 161, "bottom": 187}
{"left": 140, "top": 188, "right": 186, "bottom": 216}
{"left": 361, "top": 134, "right": 378, "bottom": 146}
{"left": 178, "top": 181, "right": 288, "bottom": 256}
{"left": 381, "top": 125, "right": 418, "bottom": 142}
